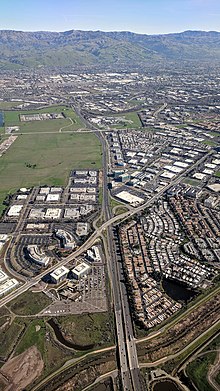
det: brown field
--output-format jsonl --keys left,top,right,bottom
{"left": 0, "top": 346, "right": 44, "bottom": 391}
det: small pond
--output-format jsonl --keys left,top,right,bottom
{"left": 153, "top": 379, "right": 182, "bottom": 391}
{"left": 162, "top": 278, "right": 197, "bottom": 303}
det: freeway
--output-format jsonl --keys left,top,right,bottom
{"left": 98, "top": 130, "right": 143, "bottom": 390}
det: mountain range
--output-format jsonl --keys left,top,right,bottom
{"left": 0, "top": 29, "right": 220, "bottom": 70}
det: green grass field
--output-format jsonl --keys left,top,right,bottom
{"left": 4, "top": 106, "right": 84, "bottom": 133}
{"left": 185, "top": 333, "right": 220, "bottom": 391}
{"left": 55, "top": 312, "right": 115, "bottom": 348}
{"left": 182, "top": 177, "right": 201, "bottom": 187}
{"left": 8, "top": 291, "right": 52, "bottom": 316}
{"left": 0, "top": 132, "right": 102, "bottom": 214}
{"left": 202, "top": 140, "right": 217, "bottom": 146}
{"left": 0, "top": 320, "right": 25, "bottom": 359}
{"left": 15, "top": 319, "right": 46, "bottom": 356}
{"left": 109, "top": 111, "right": 142, "bottom": 129}
{"left": 186, "top": 352, "right": 216, "bottom": 391}
{"left": 0, "top": 101, "right": 22, "bottom": 109}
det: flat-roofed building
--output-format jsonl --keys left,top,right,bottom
{"left": 17, "top": 194, "right": 28, "bottom": 200}
{"left": 50, "top": 187, "right": 62, "bottom": 193}
{"left": 50, "top": 266, "right": 69, "bottom": 284}
{"left": 76, "top": 222, "right": 89, "bottom": 236}
{"left": 39, "top": 187, "right": 50, "bottom": 194}
{"left": 29, "top": 208, "right": 45, "bottom": 219}
{"left": 116, "top": 190, "right": 144, "bottom": 206}
{"left": 7, "top": 205, "right": 23, "bottom": 217}
{"left": 64, "top": 208, "right": 80, "bottom": 219}
{"left": 46, "top": 193, "right": 60, "bottom": 202}
{"left": 0, "top": 268, "right": 8, "bottom": 284}
{"left": 45, "top": 208, "right": 62, "bottom": 219}
{"left": 55, "top": 229, "right": 76, "bottom": 249}
{"left": 87, "top": 246, "right": 102, "bottom": 262}
{"left": 36, "top": 195, "right": 46, "bottom": 202}
{"left": 71, "top": 262, "right": 91, "bottom": 280}
{"left": 26, "top": 223, "right": 49, "bottom": 230}
{"left": 27, "top": 245, "right": 50, "bottom": 266}
{"left": 0, "top": 278, "right": 19, "bottom": 296}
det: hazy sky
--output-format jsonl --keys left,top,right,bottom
{"left": 1, "top": 0, "right": 220, "bottom": 34}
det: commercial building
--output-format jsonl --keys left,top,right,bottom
{"left": 0, "top": 234, "right": 8, "bottom": 252}
{"left": 7, "top": 205, "right": 23, "bottom": 217}
{"left": 45, "top": 208, "right": 62, "bottom": 219}
{"left": 71, "top": 262, "right": 91, "bottom": 280}
{"left": 76, "top": 222, "right": 89, "bottom": 236}
{"left": 46, "top": 194, "right": 60, "bottom": 202}
{"left": 50, "top": 266, "right": 69, "bottom": 284}
{"left": 55, "top": 229, "right": 76, "bottom": 249}
{"left": 0, "top": 278, "right": 19, "bottom": 296}
{"left": 0, "top": 268, "right": 8, "bottom": 283}
{"left": 27, "top": 245, "right": 50, "bottom": 266}
{"left": 116, "top": 190, "right": 144, "bottom": 206}
{"left": 87, "top": 246, "right": 102, "bottom": 262}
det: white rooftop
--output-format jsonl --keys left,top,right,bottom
{"left": 51, "top": 266, "right": 69, "bottom": 281}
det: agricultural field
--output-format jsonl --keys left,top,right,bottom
{"left": 4, "top": 106, "right": 84, "bottom": 133}
{"left": 0, "top": 132, "right": 102, "bottom": 214}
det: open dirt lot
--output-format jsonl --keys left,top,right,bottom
{"left": 0, "top": 346, "right": 44, "bottom": 390}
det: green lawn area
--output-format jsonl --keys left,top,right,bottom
{"left": 110, "top": 196, "right": 124, "bottom": 209}
{"left": 8, "top": 291, "right": 52, "bottom": 315}
{"left": 109, "top": 111, "right": 142, "bottom": 129}
{"left": 186, "top": 352, "right": 217, "bottom": 391}
{"left": 123, "top": 111, "right": 142, "bottom": 127}
{"left": 0, "top": 316, "right": 10, "bottom": 328}
{"left": 215, "top": 171, "right": 220, "bottom": 178}
{"left": 15, "top": 319, "right": 46, "bottom": 356}
{"left": 0, "top": 101, "right": 22, "bottom": 109}
{"left": 202, "top": 140, "right": 217, "bottom": 146}
{"left": 4, "top": 106, "right": 84, "bottom": 133}
{"left": 185, "top": 333, "right": 220, "bottom": 391}
{"left": 182, "top": 177, "right": 201, "bottom": 187}
{"left": 55, "top": 312, "right": 115, "bottom": 348}
{"left": 0, "top": 132, "right": 102, "bottom": 214}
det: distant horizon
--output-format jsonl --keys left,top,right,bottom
{"left": 1, "top": 28, "right": 220, "bottom": 36}
{"left": 1, "top": 0, "right": 220, "bottom": 35}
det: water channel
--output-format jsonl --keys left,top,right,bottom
{"left": 48, "top": 318, "right": 94, "bottom": 351}
{"left": 0, "top": 112, "right": 4, "bottom": 127}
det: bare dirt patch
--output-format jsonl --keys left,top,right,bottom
{"left": 0, "top": 346, "right": 44, "bottom": 390}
